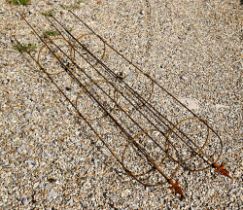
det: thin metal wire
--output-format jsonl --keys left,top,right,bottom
{"left": 14, "top": 11, "right": 232, "bottom": 199}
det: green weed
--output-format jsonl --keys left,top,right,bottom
{"left": 13, "top": 43, "right": 37, "bottom": 53}
{"left": 7, "top": 0, "right": 31, "bottom": 6}
{"left": 42, "top": 30, "right": 60, "bottom": 38}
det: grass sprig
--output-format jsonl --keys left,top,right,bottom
{"left": 42, "top": 30, "right": 60, "bottom": 38}
{"left": 7, "top": 0, "right": 31, "bottom": 6}
{"left": 13, "top": 42, "right": 37, "bottom": 53}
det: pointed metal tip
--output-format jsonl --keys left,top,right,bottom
{"left": 168, "top": 179, "right": 185, "bottom": 200}
{"left": 212, "top": 162, "right": 232, "bottom": 179}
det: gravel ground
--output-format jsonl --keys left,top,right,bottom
{"left": 0, "top": 0, "right": 242, "bottom": 209}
